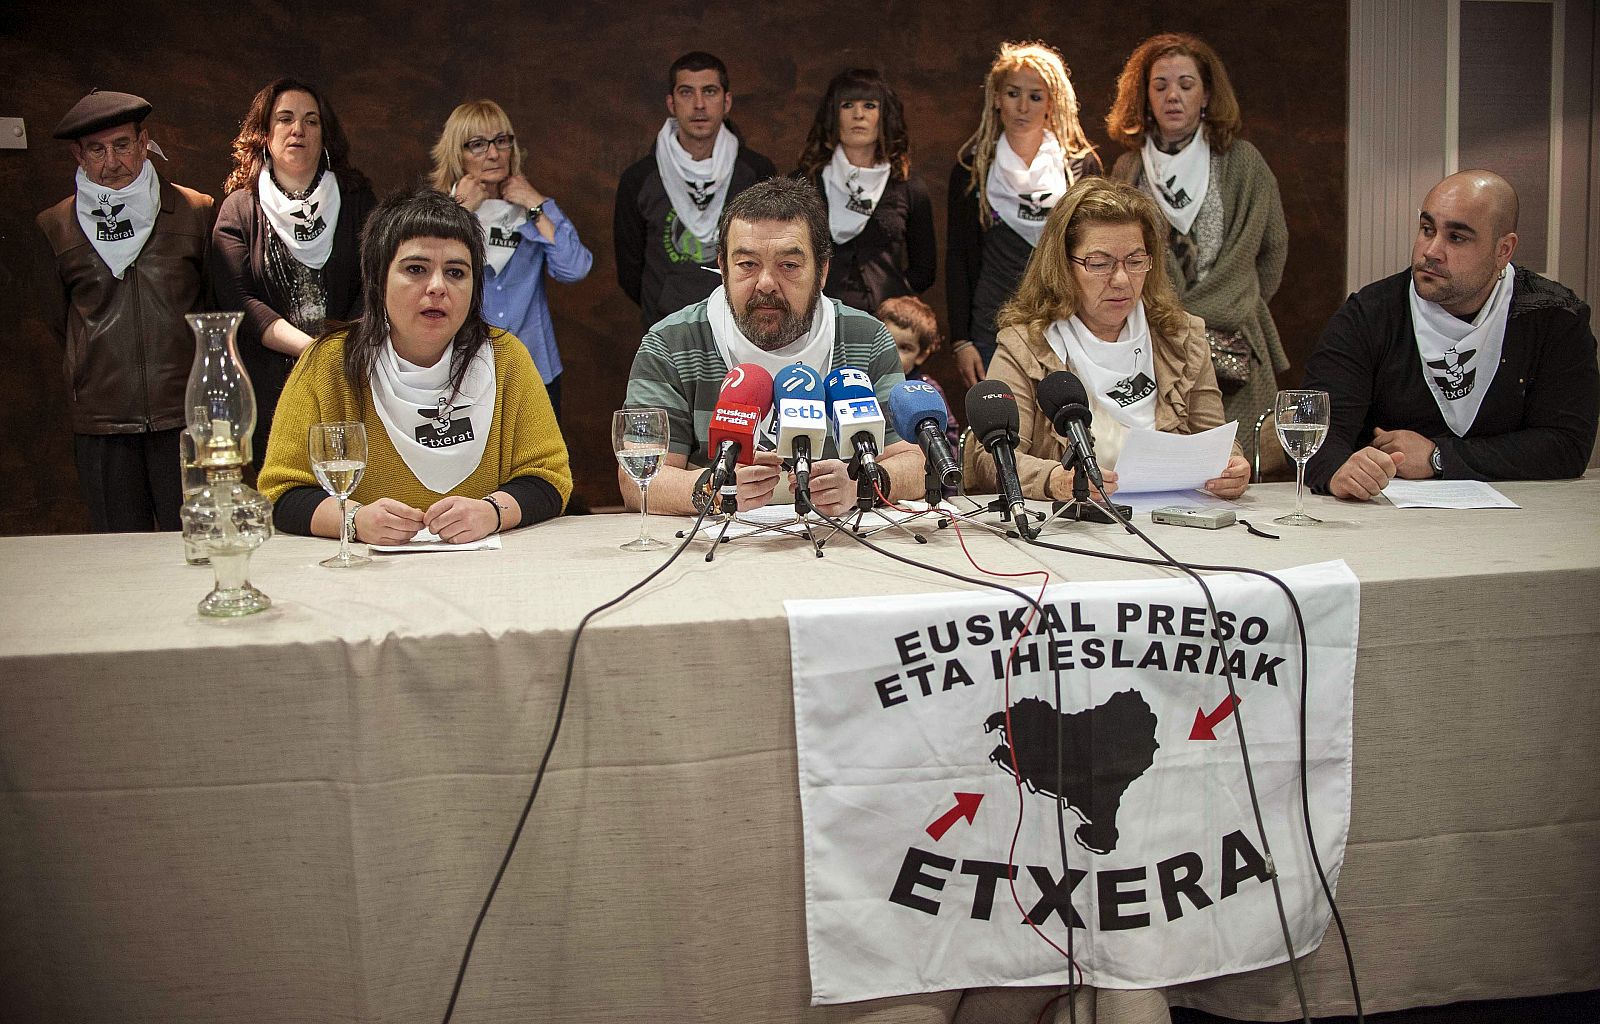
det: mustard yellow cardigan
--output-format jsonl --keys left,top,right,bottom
{"left": 258, "top": 330, "right": 573, "bottom": 513}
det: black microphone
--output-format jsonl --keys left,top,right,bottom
{"left": 1037, "top": 370, "right": 1105, "bottom": 490}
{"left": 965, "top": 380, "right": 1031, "bottom": 535}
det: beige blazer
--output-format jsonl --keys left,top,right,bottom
{"left": 964, "top": 312, "right": 1239, "bottom": 499}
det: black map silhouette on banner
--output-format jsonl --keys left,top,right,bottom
{"left": 984, "top": 690, "right": 1160, "bottom": 854}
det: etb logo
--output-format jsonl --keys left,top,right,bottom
{"left": 781, "top": 400, "right": 826, "bottom": 421}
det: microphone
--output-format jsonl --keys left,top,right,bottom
{"left": 772, "top": 364, "right": 828, "bottom": 503}
{"left": 706, "top": 363, "right": 775, "bottom": 501}
{"left": 965, "top": 380, "right": 1031, "bottom": 535}
{"left": 823, "top": 366, "right": 886, "bottom": 473}
{"left": 1036, "top": 370, "right": 1104, "bottom": 490}
{"left": 887, "top": 380, "right": 961, "bottom": 488}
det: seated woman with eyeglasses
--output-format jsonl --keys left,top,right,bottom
{"left": 429, "top": 100, "right": 592, "bottom": 419}
{"left": 966, "top": 177, "right": 1250, "bottom": 500}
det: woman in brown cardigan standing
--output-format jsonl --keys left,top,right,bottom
{"left": 211, "top": 78, "right": 376, "bottom": 468}
{"left": 965, "top": 177, "right": 1250, "bottom": 501}
{"left": 1106, "top": 33, "right": 1288, "bottom": 462}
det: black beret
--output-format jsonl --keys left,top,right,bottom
{"left": 53, "top": 89, "right": 152, "bottom": 140}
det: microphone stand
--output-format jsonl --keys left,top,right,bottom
{"left": 1043, "top": 449, "right": 1132, "bottom": 529}
{"left": 674, "top": 460, "right": 827, "bottom": 561}
{"left": 817, "top": 451, "right": 927, "bottom": 549}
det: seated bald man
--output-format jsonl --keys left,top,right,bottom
{"left": 1303, "top": 170, "right": 1597, "bottom": 500}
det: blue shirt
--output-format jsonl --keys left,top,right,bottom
{"left": 480, "top": 198, "right": 593, "bottom": 384}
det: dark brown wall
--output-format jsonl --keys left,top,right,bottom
{"left": 0, "top": 0, "right": 1347, "bottom": 534}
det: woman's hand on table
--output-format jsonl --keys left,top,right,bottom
{"left": 424, "top": 495, "right": 500, "bottom": 544}
{"left": 354, "top": 498, "right": 425, "bottom": 545}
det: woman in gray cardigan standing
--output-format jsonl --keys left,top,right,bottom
{"left": 1107, "top": 33, "right": 1288, "bottom": 462}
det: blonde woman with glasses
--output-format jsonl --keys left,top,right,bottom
{"left": 965, "top": 177, "right": 1250, "bottom": 501}
{"left": 430, "top": 100, "right": 592, "bottom": 419}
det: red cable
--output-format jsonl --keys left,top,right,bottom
{"left": 869, "top": 481, "right": 1082, "bottom": 975}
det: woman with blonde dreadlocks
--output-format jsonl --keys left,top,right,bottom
{"left": 946, "top": 41, "right": 1102, "bottom": 388}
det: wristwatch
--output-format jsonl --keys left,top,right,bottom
{"left": 1429, "top": 446, "right": 1444, "bottom": 477}
{"left": 344, "top": 500, "right": 363, "bottom": 543}
{"left": 528, "top": 200, "right": 547, "bottom": 225}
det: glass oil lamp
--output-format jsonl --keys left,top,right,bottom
{"left": 179, "top": 312, "right": 274, "bottom": 617}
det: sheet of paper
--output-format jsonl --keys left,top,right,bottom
{"left": 1112, "top": 422, "right": 1238, "bottom": 493}
{"left": 1381, "top": 479, "right": 1520, "bottom": 509}
{"left": 368, "top": 529, "right": 504, "bottom": 553}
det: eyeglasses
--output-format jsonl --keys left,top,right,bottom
{"left": 82, "top": 138, "right": 140, "bottom": 161}
{"left": 1069, "top": 252, "right": 1154, "bottom": 276}
{"left": 462, "top": 133, "right": 515, "bottom": 156}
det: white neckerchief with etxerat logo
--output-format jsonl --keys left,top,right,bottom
{"left": 706, "top": 284, "right": 836, "bottom": 385}
{"left": 75, "top": 159, "right": 160, "bottom": 279}
{"left": 1408, "top": 262, "right": 1512, "bottom": 437}
{"left": 822, "top": 146, "right": 891, "bottom": 244}
{"left": 472, "top": 198, "right": 526, "bottom": 275}
{"left": 1141, "top": 128, "right": 1211, "bottom": 235}
{"left": 986, "top": 130, "right": 1068, "bottom": 247}
{"left": 257, "top": 166, "right": 341, "bottom": 269}
{"left": 368, "top": 336, "right": 495, "bottom": 494}
{"left": 1046, "top": 301, "right": 1157, "bottom": 469}
{"left": 655, "top": 118, "right": 737, "bottom": 248}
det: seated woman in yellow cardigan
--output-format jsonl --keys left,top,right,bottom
{"left": 259, "top": 188, "right": 571, "bottom": 544}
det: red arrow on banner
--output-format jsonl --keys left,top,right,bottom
{"left": 1190, "top": 694, "right": 1242, "bottom": 740}
{"left": 926, "top": 792, "right": 984, "bottom": 841}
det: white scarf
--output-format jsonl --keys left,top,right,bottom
{"left": 1045, "top": 300, "right": 1159, "bottom": 466}
{"left": 822, "top": 146, "right": 891, "bottom": 244}
{"left": 474, "top": 198, "right": 525, "bottom": 275}
{"left": 654, "top": 118, "right": 737, "bottom": 248}
{"left": 75, "top": 160, "right": 160, "bottom": 279}
{"left": 368, "top": 338, "right": 496, "bottom": 494}
{"left": 1408, "top": 263, "right": 1513, "bottom": 437}
{"left": 1141, "top": 129, "right": 1211, "bottom": 235}
{"left": 707, "top": 284, "right": 836, "bottom": 382}
{"left": 257, "top": 166, "right": 341, "bottom": 269}
{"left": 986, "top": 130, "right": 1068, "bottom": 247}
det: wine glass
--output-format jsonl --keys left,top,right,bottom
{"left": 310, "top": 421, "right": 371, "bottom": 567}
{"left": 1273, "top": 390, "right": 1330, "bottom": 526}
{"left": 613, "top": 408, "right": 670, "bottom": 552}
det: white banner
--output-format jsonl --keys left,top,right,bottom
{"left": 787, "top": 560, "right": 1358, "bottom": 1004}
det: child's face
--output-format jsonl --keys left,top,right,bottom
{"left": 888, "top": 323, "right": 925, "bottom": 374}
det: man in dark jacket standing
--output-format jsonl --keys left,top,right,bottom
{"left": 1303, "top": 169, "right": 1597, "bottom": 500}
{"left": 37, "top": 89, "right": 215, "bottom": 532}
{"left": 613, "top": 51, "right": 777, "bottom": 331}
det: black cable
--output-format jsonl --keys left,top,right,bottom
{"left": 1021, "top": 510, "right": 1363, "bottom": 1022}
{"left": 440, "top": 501, "right": 715, "bottom": 1024}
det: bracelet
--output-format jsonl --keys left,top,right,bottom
{"left": 483, "top": 494, "right": 503, "bottom": 534}
{"left": 951, "top": 339, "right": 976, "bottom": 352}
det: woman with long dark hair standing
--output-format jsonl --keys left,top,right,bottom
{"left": 947, "top": 41, "right": 1102, "bottom": 388}
{"left": 211, "top": 77, "right": 377, "bottom": 466}
{"left": 796, "top": 68, "right": 935, "bottom": 314}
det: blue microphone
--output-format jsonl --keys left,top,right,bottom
{"left": 773, "top": 364, "right": 828, "bottom": 502}
{"left": 823, "top": 366, "right": 885, "bottom": 470}
{"left": 888, "top": 380, "right": 961, "bottom": 488}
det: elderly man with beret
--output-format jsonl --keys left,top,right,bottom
{"left": 37, "top": 89, "right": 215, "bottom": 532}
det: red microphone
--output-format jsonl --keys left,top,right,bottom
{"left": 706, "top": 363, "right": 775, "bottom": 496}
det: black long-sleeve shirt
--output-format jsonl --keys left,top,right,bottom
{"left": 945, "top": 151, "right": 1103, "bottom": 348}
{"left": 612, "top": 145, "right": 776, "bottom": 330}
{"left": 1302, "top": 267, "right": 1597, "bottom": 492}
{"left": 802, "top": 173, "right": 936, "bottom": 314}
